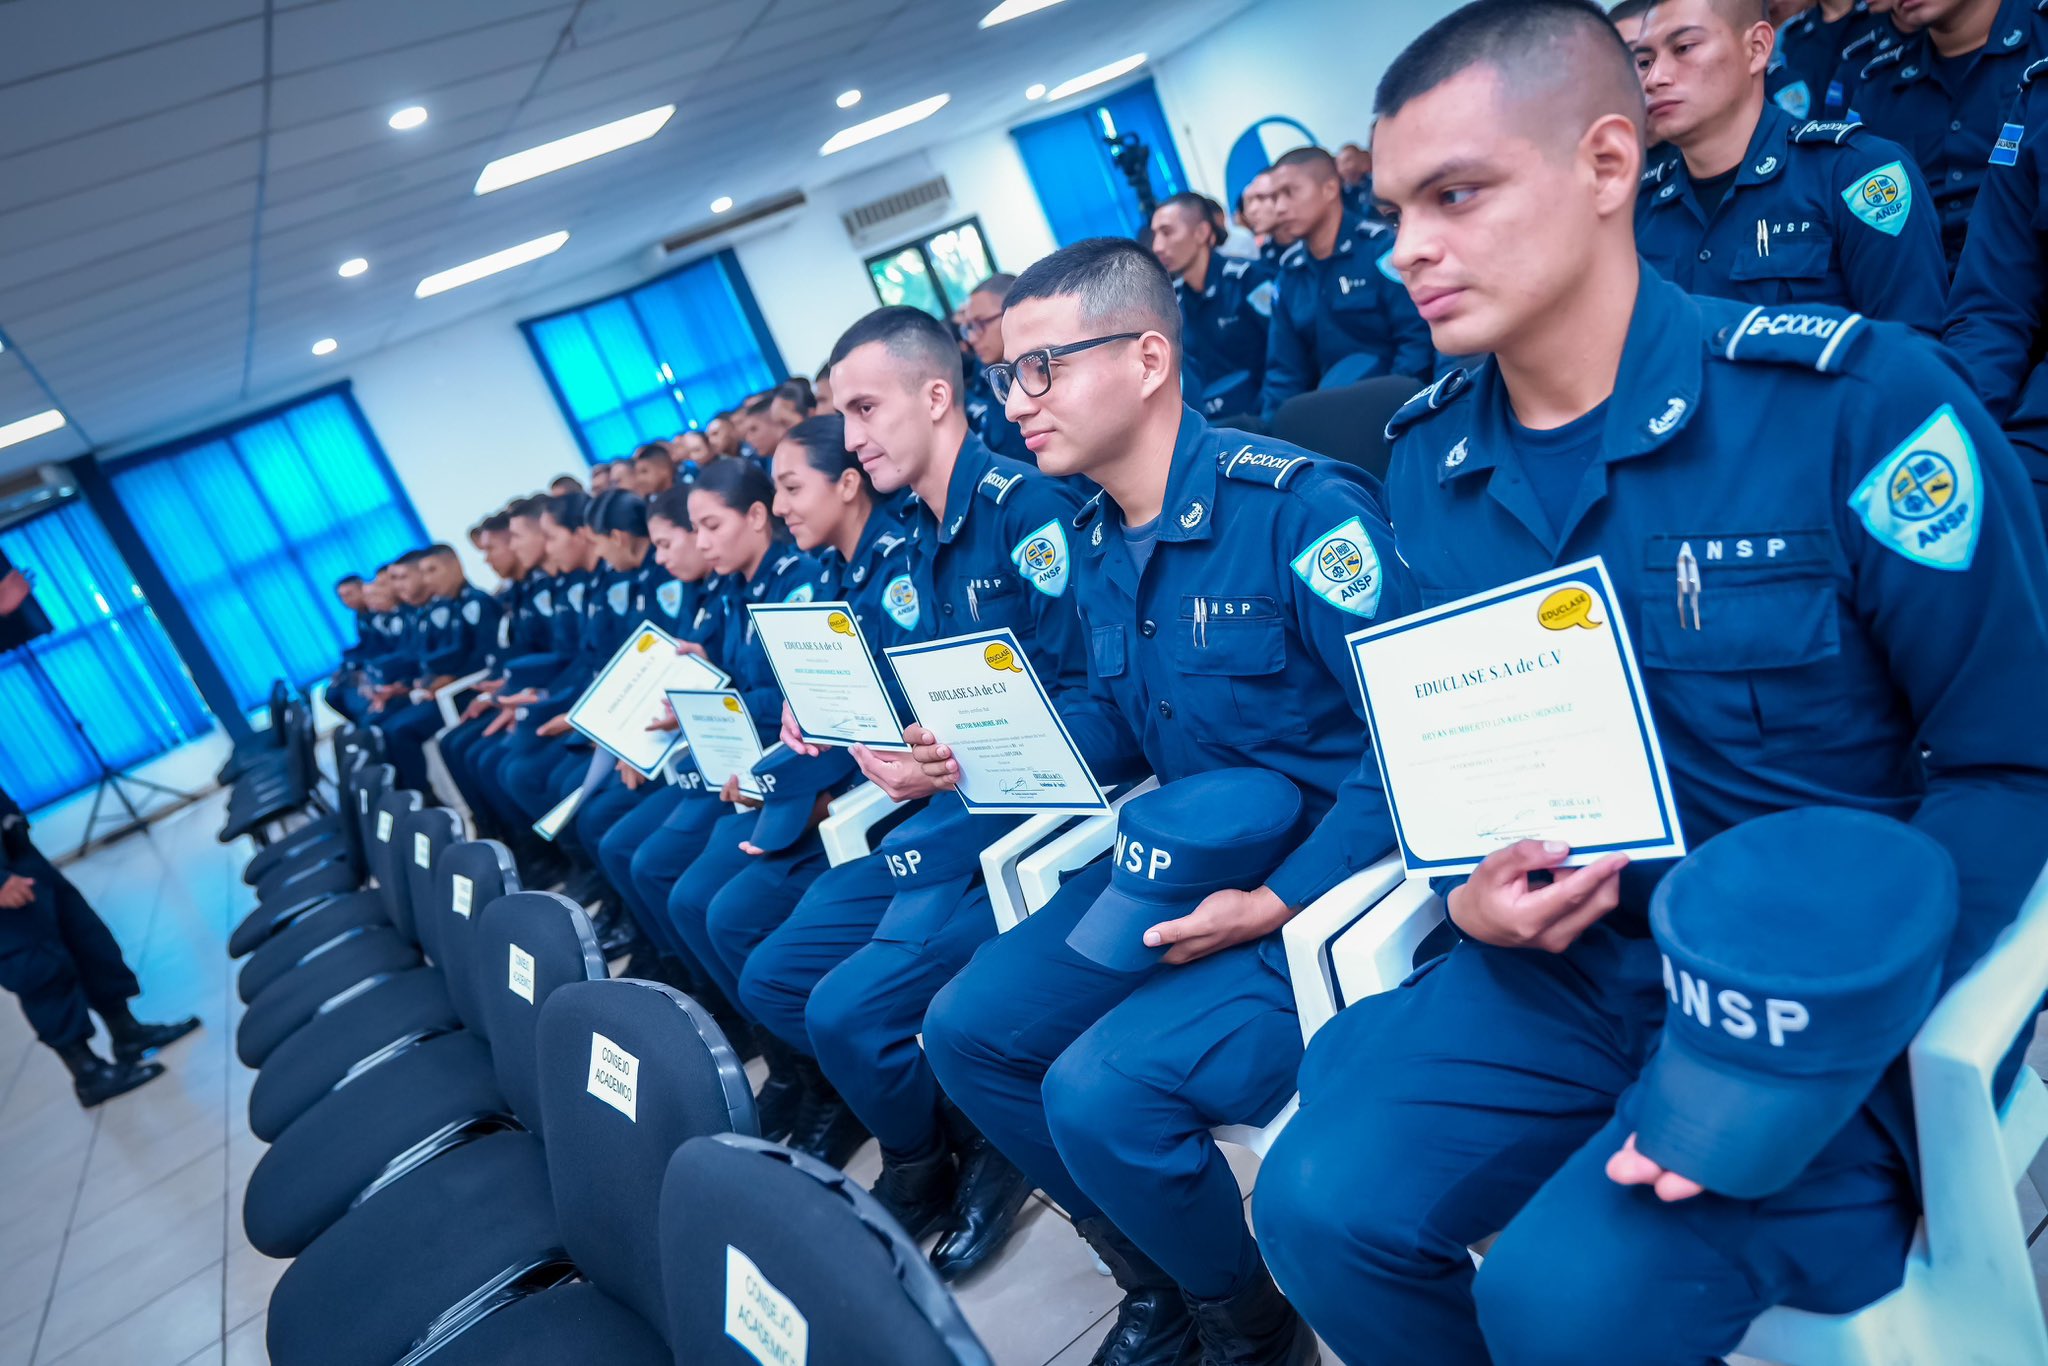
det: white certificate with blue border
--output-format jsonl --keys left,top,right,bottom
{"left": 1346, "top": 557, "right": 1686, "bottom": 876}
{"left": 884, "top": 628, "right": 1108, "bottom": 816}
{"left": 746, "top": 601, "right": 908, "bottom": 751}
{"left": 568, "top": 620, "right": 730, "bottom": 778}
{"left": 664, "top": 688, "right": 767, "bottom": 799}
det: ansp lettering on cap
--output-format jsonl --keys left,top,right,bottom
{"left": 1661, "top": 953, "right": 1810, "bottom": 1047}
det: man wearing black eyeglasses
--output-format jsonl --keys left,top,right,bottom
{"left": 957, "top": 273, "right": 1035, "bottom": 463}
{"left": 918, "top": 236, "right": 1419, "bottom": 1366}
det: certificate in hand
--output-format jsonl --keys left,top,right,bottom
{"left": 568, "top": 621, "right": 730, "bottom": 777}
{"left": 884, "top": 628, "right": 1108, "bottom": 817}
{"left": 664, "top": 689, "right": 767, "bottom": 799}
{"left": 1347, "top": 557, "right": 1686, "bottom": 875}
{"left": 747, "top": 601, "right": 908, "bottom": 750}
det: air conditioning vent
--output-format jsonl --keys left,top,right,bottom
{"left": 841, "top": 175, "right": 953, "bottom": 247}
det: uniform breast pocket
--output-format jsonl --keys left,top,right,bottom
{"left": 1171, "top": 599, "right": 1296, "bottom": 741}
{"left": 1637, "top": 575, "right": 1842, "bottom": 750}
{"left": 964, "top": 581, "right": 1025, "bottom": 632}
{"left": 1728, "top": 237, "right": 1833, "bottom": 298}
{"left": 1090, "top": 624, "right": 1127, "bottom": 679}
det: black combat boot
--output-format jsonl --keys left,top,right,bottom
{"left": 753, "top": 1037, "right": 807, "bottom": 1144}
{"left": 100, "top": 1002, "right": 201, "bottom": 1064}
{"left": 58, "top": 1039, "right": 165, "bottom": 1108}
{"left": 869, "top": 1141, "right": 957, "bottom": 1240}
{"left": 784, "top": 1056, "right": 870, "bottom": 1168}
{"left": 1184, "top": 1265, "right": 1320, "bottom": 1366}
{"left": 929, "top": 1102, "right": 1032, "bottom": 1281}
{"left": 1074, "top": 1217, "right": 1202, "bottom": 1366}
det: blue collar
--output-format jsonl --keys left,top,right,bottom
{"left": 1893, "top": 0, "right": 2037, "bottom": 79}
{"left": 937, "top": 432, "right": 1000, "bottom": 545}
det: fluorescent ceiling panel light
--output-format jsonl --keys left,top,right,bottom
{"left": 980, "top": 0, "right": 1066, "bottom": 26}
{"left": 0, "top": 409, "right": 66, "bottom": 452}
{"left": 312, "top": 338, "right": 339, "bottom": 356}
{"left": 388, "top": 105, "right": 428, "bottom": 130}
{"left": 338, "top": 257, "right": 369, "bottom": 278}
{"left": 474, "top": 105, "right": 675, "bottom": 195}
{"left": 836, "top": 89, "right": 862, "bottom": 108}
{"left": 415, "top": 231, "right": 570, "bottom": 298}
{"left": 1025, "top": 83, "right": 1048, "bottom": 100}
{"left": 1045, "top": 53, "right": 1148, "bottom": 102}
{"left": 820, "top": 94, "right": 949, "bottom": 155}
{"left": 709, "top": 195, "right": 734, "bottom": 213}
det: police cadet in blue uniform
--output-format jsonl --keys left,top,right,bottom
{"left": 1633, "top": 0, "right": 1946, "bottom": 328}
{"left": 324, "top": 573, "right": 373, "bottom": 722}
{"left": 1151, "top": 193, "right": 1279, "bottom": 422}
{"left": 1943, "top": 56, "right": 2048, "bottom": 522}
{"left": 1252, "top": 9, "right": 2048, "bottom": 1364}
{"left": 1825, "top": 0, "right": 1909, "bottom": 112}
{"left": 737, "top": 306, "right": 1090, "bottom": 1279}
{"left": 1768, "top": 0, "right": 1883, "bottom": 116}
{"left": 1846, "top": 0, "right": 2048, "bottom": 268}
{"left": 959, "top": 275, "right": 1036, "bottom": 463}
{"left": 375, "top": 546, "right": 503, "bottom": 795}
{"left": 1259, "top": 146, "right": 1436, "bottom": 421}
{"left": 916, "top": 237, "right": 1418, "bottom": 1365}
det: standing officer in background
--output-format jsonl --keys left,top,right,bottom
{"left": 1253, "top": 6, "right": 2048, "bottom": 1365}
{"left": 1847, "top": 0, "right": 2048, "bottom": 268}
{"left": 1632, "top": 0, "right": 1947, "bottom": 329}
{"left": 1258, "top": 146, "right": 1435, "bottom": 421}
{"left": 1151, "top": 192, "right": 1279, "bottom": 421}
{"left": 0, "top": 783, "right": 199, "bottom": 1106}
{"left": 1944, "top": 56, "right": 2048, "bottom": 523}
{"left": 958, "top": 274, "right": 1035, "bottom": 462}
{"left": 921, "top": 237, "right": 1417, "bottom": 1366}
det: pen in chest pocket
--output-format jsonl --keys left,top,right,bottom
{"left": 1194, "top": 596, "right": 1209, "bottom": 648}
{"left": 1756, "top": 219, "right": 1770, "bottom": 258}
{"left": 1676, "top": 541, "right": 1703, "bottom": 630}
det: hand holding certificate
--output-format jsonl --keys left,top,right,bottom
{"left": 884, "top": 629, "right": 1108, "bottom": 816}
{"left": 746, "top": 602, "right": 907, "bottom": 750}
{"left": 665, "top": 689, "right": 767, "bottom": 799}
{"left": 568, "top": 621, "right": 730, "bottom": 776}
{"left": 1347, "top": 558, "right": 1685, "bottom": 876}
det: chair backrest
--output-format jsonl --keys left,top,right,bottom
{"left": 368, "top": 788, "right": 423, "bottom": 924}
{"left": 1270, "top": 374, "right": 1421, "bottom": 483}
{"left": 471, "top": 891, "right": 607, "bottom": 1133}
{"left": 535, "top": 979, "right": 757, "bottom": 1335}
{"left": 433, "top": 839, "right": 521, "bottom": 1038}
{"left": 661, "top": 1135, "right": 992, "bottom": 1366}
{"left": 399, "top": 807, "right": 462, "bottom": 956}
{"left": 342, "top": 763, "right": 394, "bottom": 869}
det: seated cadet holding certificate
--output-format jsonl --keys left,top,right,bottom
{"left": 914, "top": 237, "right": 1418, "bottom": 1366}
{"left": 1249, "top": 7, "right": 2048, "bottom": 1365}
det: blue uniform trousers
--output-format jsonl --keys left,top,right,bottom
{"left": 497, "top": 743, "right": 579, "bottom": 827}
{"left": 434, "top": 716, "right": 491, "bottom": 815}
{"left": 571, "top": 776, "right": 645, "bottom": 885}
{"left": 701, "top": 838, "right": 832, "bottom": 1016}
{"left": 631, "top": 795, "right": 725, "bottom": 945}
{"left": 596, "top": 786, "right": 690, "bottom": 962}
{"left": 1252, "top": 923, "right": 1917, "bottom": 1366}
{"left": 667, "top": 811, "right": 761, "bottom": 1009}
{"left": 472, "top": 728, "right": 552, "bottom": 833}
{"left": 373, "top": 700, "right": 444, "bottom": 795}
{"left": 0, "top": 842, "right": 141, "bottom": 1048}
{"left": 923, "top": 860, "right": 1300, "bottom": 1299}
{"left": 325, "top": 678, "right": 367, "bottom": 723}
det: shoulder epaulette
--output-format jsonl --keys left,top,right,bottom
{"left": 1220, "top": 257, "right": 1251, "bottom": 279}
{"left": 2026, "top": 55, "right": 2048, "bottom": 86}
{"left": 1861, "top": 45, "right": 1905, "bottom": 80}
{"left": 1791, "top": 119, "right": 1864, "bottom": 145}
{"left": 1386, "top": 371, "right": 1473, "bottom": 440}
{"left": 1715, "top": 304, "right": 1868, "bottom": 374}
{"left": 1278, "top": 241, "right": 1308, "bottom": 270}
{"left": 976, "top": 467, "right": 1021, "bottom": 506}
{"left": 1217, "top": 442, "right": 1312, "bottom": 490}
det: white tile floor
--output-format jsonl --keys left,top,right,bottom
{"left": 1, "top": 783, "right": 2043, "bottom": 1365}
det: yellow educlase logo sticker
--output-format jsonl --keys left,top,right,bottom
{"left": 983, "top": 642, "right": 1023, "bottom": 673}
{"left": 826, "top": 610, "right": 853, "bottom": 636}
{"left": 722, "top": 695, "right": 742, "bottom": 713}
{"left": 1538, "top": 585, "right": 1603, "bottom": 631}
{"left": 635, "top": 633, "right": 656, "bottom": 653}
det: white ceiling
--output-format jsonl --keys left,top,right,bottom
{"left": 0, "top": 0, "right": 1258, "bottom": 474}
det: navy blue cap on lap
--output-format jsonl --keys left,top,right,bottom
{"left": 1635, "top": 806, "right": 1958, "bottom": 1199}
{"left": 747, "top": 746, "right": 857, "bottom": 855}
{"left": 1067, "top": 769, "right": 1306, "bottom": 973}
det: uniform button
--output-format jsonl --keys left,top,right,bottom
{"left": 1950, "top": 170, "right": 1964, "bottom": 181}
{"left": 1140, "top": 620, "right": 1156, "bottom": 637}
{"left": 1951, "top": 120, "right": 1963, "bottom": 131}
{"left": 1697, "top": 249, "right": 1711, "bottom": 261}
{"left": 1158, "top": 700, "right": 1173, "bottom": 719}
{"left": 942, "top": 603, "right": 954, "bottom": 616}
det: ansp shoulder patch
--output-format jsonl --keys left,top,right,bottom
{"left": 656, "top": 580, "right": 683, "bottom": 617}
{"left": 462, "top": 598, "right": 482, "bottom": 625}
{"left": 783, "top": 582, "right": 815, "bottom": 603}
{"left": 882, "top": 572, "right": 920, "bottom": 631}
{"left": 1291, "top": 517, "right": 1384, "bottom": 618}
{"left": 1011, "top": 519, "right": 1070, "bottom": 597}
{"left": 607, "top": 580, "right": 632, "bottom": 614}
{"left": 1774, "top": 80, "right": 1813, "bottom": 119}
{"left": 1848, "top": 404, "right": 1982, "bottom": 571}
{"left": 1842, "top": 159, "right": 1911, "bottom": 236}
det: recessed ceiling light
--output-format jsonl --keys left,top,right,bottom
{"left": 388, "top": 105, "right": 428, "bottom": 131}
{"left": 709, "top": 196, "right": 734, "bottom": 214}
{"left": 1044, "top": 53, "right": 1148, "bottom": 102}
{"left": 414, "top": 231, "right": 570, "bottom": 298}
{"left": 0, "top": 409, "right": 65, "bottom": 452}
{"left": 980, "top": 0, "right": 1066, "bottom": 26}
{"left": 474, "top": 105, "right": 676, "bottom": 195}
{"left": 820, "top": 94, "right": 950, "bottom": 155}
{"left": 311, "top": 338, "right": 339, "bottom": 357}
{"left": 836, "top": 89, "right": 863, "bottom": 109}
{"left": 1025, "top": 83, "right": 1048, "bottom": 100}
{"left": 338, "top": 257, "right": 369, "bottom": 278}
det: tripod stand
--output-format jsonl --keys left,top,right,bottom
{"left": 17, "top": 649, "right": 198, "bottom": 858}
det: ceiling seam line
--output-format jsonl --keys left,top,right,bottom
{"left": 238, "top": 0, "right": 277, "bottom": 401}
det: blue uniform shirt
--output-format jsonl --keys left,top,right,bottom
{"left": 963, "top": 362, "right": 1034, "bottom": 465}
{"left": 1259, "top": 211, "right": 1436, "bottom": 420}
{"left": 1384, "top": 269, "right": 2048, "bottom": 1001}
{"left": 1942, "top": 60, "right": 2048, "bottom": 512}
{"left": 1848, "top": 0, "right": 2048, "bottom": 266}
{"left": 501, "top": 570, "right": 590, "bottom": 692}
{"left": 709, "top": 544, "right": 834, "bottom": 740}
{"left": 1769, "top": 1, "right": 1882, "bottom": 119}
{"left": 1059, "top": 408, "right": 1419, "bottom": 912}
{"left": 1825, "top": 11, "right": 1909, "bottom": 116}
{"left": 1176, "top": 256, "right": 1279, "bottom": 420}
{"left": 1635, "top": 106, "right": 1945, "bottom": 330}
{"left": 418, "top": 584, "right": 503, "bottom": 680}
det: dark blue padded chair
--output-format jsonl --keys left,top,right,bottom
{"left": 227, "top": 761, "right": 391, "bottom": 961}
{"left": 660, "top": 1135, "right": 994, "bottom": 1365}
{"left": 245, "top": 810, "right": 479, "bottom": 1141}
{"left": 239, "top": 726, "right": 380, "bottom": 882}
{"left": 379, "top": 979, "right": 757, "bottom": 1364}
{"left": 243, "top": 888, "right": 604, "bottom": 1260}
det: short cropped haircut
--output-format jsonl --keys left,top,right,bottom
{"left": 773, "top": 378, "right": 815, "bottom": 413}
{"left": 827, "top": 306, "right": 965, "bottom": 405}
{"left": 743, "top": 394, "right": 774, "bottom": 417}
{"left": 545, "top": 490, "right": 591, "bottom": 530}
{"left": 336, "top": 573, "right": 364, "bottom": 587}
{"left": 1004, "top": 236, "right": 1183, "bottom": 356}
{"left": 507, "top": 495, "right": 549, "bottom": 521}
{"left": 397, "top": 548, "right": 431, "bottom": 565}
{"left": 425, "top": 543, "right": 459, "bottom": 559}
{"left": 1377, "top": 0, "right": 1643, "bottom": 135}
{"left": 479, "top": 513, "right": 512, "bottom": 534}
{"left": 1273, "top": 146, "right": 1339, "bottom": 181}
{"left": 1607, "top": 0, "right": 1652, "bottom": 19}
{"left": 632, "top": 442, "right": 670, "bottom": 464}
{"left": 970, "top": 272, "right": 1018, "bottom": 303}
{"left": 1159, "top": 191, "right": 1227, "bottom": 247}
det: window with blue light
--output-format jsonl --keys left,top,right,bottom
{"left": 1012, "top": 78, "right": 1189, "bottom": 245}
{"left": 522, "top": 250, "right": 786, "bottom": 464}
{"left": 109, "top": 385, "right": 425, "bottom": 713}
{"left": 0, "top": 499, "right": 213, "bottom": 810}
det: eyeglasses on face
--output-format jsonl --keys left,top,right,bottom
{"left": 986, "top": 332, "right": 1145, "bottom": 403}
